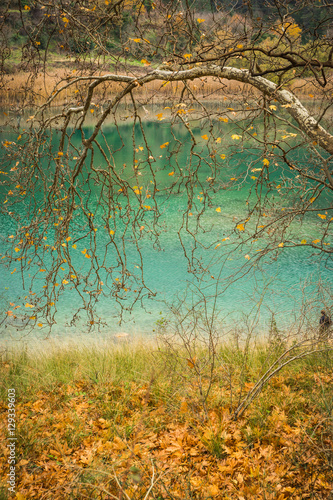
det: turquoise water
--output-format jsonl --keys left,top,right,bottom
{"left": 0, "top": 116, "right": 332, "bottom": 338}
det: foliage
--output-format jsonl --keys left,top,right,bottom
{"left": 0, "top": 338, "right": 333, "bottom": 498}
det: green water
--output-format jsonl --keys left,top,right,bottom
{"left": 0, "top": 116, "right": 332, "bottom": 338}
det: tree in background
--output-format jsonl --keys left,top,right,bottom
{"left": 0, "top": 0, "right": 332, "bottom": 330}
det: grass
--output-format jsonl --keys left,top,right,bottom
{"left": 0, "top": 335, "right": 332, "bottom": 499}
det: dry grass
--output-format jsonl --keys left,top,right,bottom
{"left": 2, "top": 66, "right": 321, "bottom": 109}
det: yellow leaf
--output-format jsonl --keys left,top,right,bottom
{"left": 214, "top": 243, "right": 221, "bottom": 249}
{"left": 85, "top": 253, "right": 91, "bottom": 259}
{"left": 220, "top": 154, "right": 226, "bottom": 159}
{"left": 57, "top": 151, "right": 63, "bottom": 156}
{"left": 215, "top": 137, "right": 221, "bottom": 143}
{"left": 269, "top": 105, "right": 277, "bottom": 111}
{"left": 72, "top": 244, "right": 77, "bottom": 249}
{"left": 24, "top": 4, "right": 30, "bottom": 9}
{"left": 168, "top": 172, "right": 174, "bottom": 176}
{"left": 216, "top": 207, "right": 221, "bottom": 213}
{"left": 301, "top": 239, "right": 307, "bottom": 244}
{"left": 318, "top": 214, "right": 326, "bottom": 219}
{"left": 236, "top": 223, "right": 245, "bottom": 231}
{"left": 237, "top": 44, "right": 243, "bottom": 49}
{"left": 132, "top": 38, "right": 142, "bottom": 43}
{"left": 14, "top": 247, "right": 20, "bottom": 252}
{"left": 245, "top": 254, "right": 250, "bottom": 260}
{"left": 201, "top": 134, "right": 209, "bottom": 140}
{"left": 278, "top": 242, "right": 284, "bottom": 247}
{"left": 312, "top": 239, "right": 320, "bottom": 244}
{"left": 309, "top": 197, "right": 316, "bottom": 203}
{"left": 251, "top": 176, "right": 257, "bottom": 180}
{"left": 187, "top": 357, "right": 196, "bottom": 368}
{"left": 90, "top": 109, "right": 94, "bottom": 113}
{"left": 183, "top": 53, "right": 192, "bottom": 59}
{"left": 25, "top": 303, "right": 34, "bottom": 308}
{"left": 180, "top": 401, "right": 188, "bottom": 413}
{"left": 62, "top": 279, "right": 69, "bottom": 284}
{"left": 231, "top": 134, "right": 241, "bottom": 140}
{"left": 219, "top": 117, "right": 228, "bottom": 122}
{"left": 263, "top": 158, "right": 270, "bottom": 166}
{"left": 160, "top": 142, "right": 169, "bottom": 149}
{"left": 197, "top": 18, "right": 205, "bottom": 23}
{"left": 38, "top": 323, "right": 43, "bottom": 327}
{"left": 66, "top": 236, "right": 71, "bottom": 242}
{"left": 156, "top": 113, "right": 164, "bottom": 121}
{"left": 110, "top": 230, "right": 115, "bottom": 235}
{"left": 141, "top": 59, "right": 150, "bottom": 65}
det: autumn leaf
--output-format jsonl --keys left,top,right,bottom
{"left": 183, "top": 53, "right": 192, "bottom": 59}
{"left": 219, "top": 117, "right": 228, "bottom": 122}
{"left": 278, "top": 242, "right": 284, "bottom": 247}
{"left": 187, "top": 357, "right": 196, "bottom": 368}
{"left": 263, "top": 158, "right": 269, "bottom": 166}
{"left": 231, "top": 134, "right": 241, "bottom": 140}
{"left": 236, "top": 223, "right": 245, "bottom": 231}
{"left": 318, "top": 214, "right": 326, "bottom": 219}
{"left": 269, "top": 105, "right": 277, "bottom": 111}
{"left": 201, "top": 134, "right": 209, "bottom": 140}
{"left": 216, "top": 207, "right": 221, "bottom": 213}
{"left": 197, "top": 18, "right": 205, "bottom": 23}
{"left": 309, "top": 197, "right": 316, "bottom": 203}
{"left": 156, "top": 113, "right": 164, "bottom": 121}
{"left": 312, "top": 239, "right": 320, "bottom": 244}
{"left": 25, "top": 303, "right": 34, "bottom": 308}
{"left": 168, "top": 172, "right": 174, "bottom": 176}
{"left": 301, "top": 239, "right": 307, "bottom": 244}
{"left": 160, "top": 142, "right": 169, "bottom": 149}
{"left": 245, "top": 254, "right": 250, "bottom": 260}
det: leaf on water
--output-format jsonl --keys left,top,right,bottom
{"left": 197, "top": 18, "right": 205, "bottom": 23}
{"left": 312, "top": 239, "right": 320, "bottom": 244}
{"left": 25, "top": 303, "right": 34, "bottom": 308}
{"left": 81, "top": 248, "right": 87, "bottom": 254}
{"left": 301, "top": 239, "right": 307, "bottom": 244}
{"left": 263, "top": 158, "right": 269, "bottom": 166}
{"left": 156, "top": 113, "right": 164, "bottom": 121}
{"left": 160, "top": 142, "right": 169, "bottom": 149}
{"left": 278, "top": 242, "right": 284, "bottom": 247}
{"left": 201, "top": 134, "right": 209, "bottom": 140}
{"left": 214, "top": 243, "right": 221, "bottom": 249}
{"left": 216, "top": 207, "right": 221, "bottom": 213}
{"left": 269, "top": 105, "right": 277, "bottom": 111}
{"left": 168, "top": 172, "right": 174, "bottom": 176}
{"left": 231, "top": 134, "right": 240, "bottom": 140}
{"left": 219, "top": 117, "right": 228, "bottom": 122}
{"left": 318, "top": 214, "right": 326, "bottom": 219}
{"left": 236, "top": 224, "right": 245, "bottom": 231}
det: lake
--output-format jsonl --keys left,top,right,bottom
{"left": 0, "top": 108, "right": 332, "bottom": 341}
